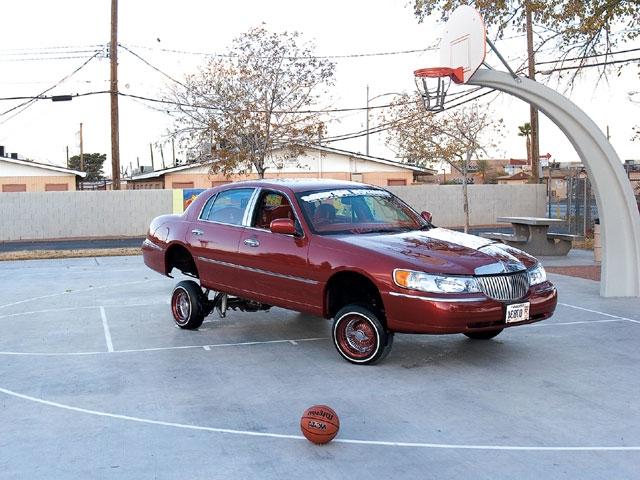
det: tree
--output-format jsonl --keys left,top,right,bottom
{"left": 518, "top": 122, "right": 532, "bottom": 166}
{"left": 68, "top": 153, "right": 106, "bottom": 182}
{"left": 382, "top": 95, "right": 503, "bottom": 232}
{"left": 413, "top": 1, "right": 640, "bottom": 64}
{"left": 167, "top": 26, "right": 335, "bottom": 178}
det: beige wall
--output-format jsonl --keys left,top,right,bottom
{"left": 135, "top": 170, "right": 414, "bottom": 189}
{"left": 0, "top": 175, "right": 76, "bottom": 192}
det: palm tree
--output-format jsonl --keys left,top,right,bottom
{"left": 518, "top": 122, "right": 532, "bottom": 165}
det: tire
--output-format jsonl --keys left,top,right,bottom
{"left": 171, "top": 280, "right": 206, "bottom": 330}
{"left": 332, "top": 304, "right": 393, "bottom": 365}
{"left": 464, "top": 328, "right": 504, "bottom": 340}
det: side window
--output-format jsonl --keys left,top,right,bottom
{"left": 200, "top": 188, "right": 254, "bottom": 226}
{"left": 252, "top": 191, "right": 294, "bottom": 230}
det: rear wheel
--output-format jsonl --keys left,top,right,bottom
{"left": 171, "top": 280, "right": 206, "bottom": 329}
{"left": 332, "top": 304, "right": 393, "bottom": 365}
{"left": 464, "top": 328, "right": 504, "bottom": 340}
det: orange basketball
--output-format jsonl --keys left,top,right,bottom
{"left": 300, "top": 405, "right": 340, "bottom": 444}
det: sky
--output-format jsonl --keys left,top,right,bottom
{"left": 1, "top": 0, "right": 639, "bottom": 176}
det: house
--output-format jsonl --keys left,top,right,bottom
{"left": 496, "top": 171, "right": 531, "bottom": 185}
{"left": 0, "top": 147, "right": 86, "bottom": 192}
{"left": 128, "top": 145, "right": 436, "bottom": 189}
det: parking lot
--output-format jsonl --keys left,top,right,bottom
{"left": 0, "top": 255, "right": 639, "bottom": 479}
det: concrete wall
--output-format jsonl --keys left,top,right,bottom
{"left": 0, "top": 190, "right": 173, "bottom": 241}
{"left": 388, "top": 184, "right": 547, "bottom": 227}
{"left": 0, "top": 185, "right": 546, "bottom": 241}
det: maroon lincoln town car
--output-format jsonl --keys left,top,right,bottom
{"left": 142, "top": 179, "right": 557, "bottom": 364}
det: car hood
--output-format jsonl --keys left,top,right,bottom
{"left": 336, "top": 227, "right": 538, "bottom": 275}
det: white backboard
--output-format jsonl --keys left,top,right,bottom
{"left": 439, "top": 5, "right": 487, "bottom": 83}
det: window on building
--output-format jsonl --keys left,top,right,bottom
{"left": 387, "top": 179, "right": 407, "bottom": 186}
{"left": 172, "top": 182, "right": 194, "bottom": 189}
{"left": 2, "top": 184, "right": 26, "bottom": 192}
{"left": 350, "top": 173, "right": 363, "bottom": 182}
{"left": 45, "top": 183, "right": 69, "bottom": 191}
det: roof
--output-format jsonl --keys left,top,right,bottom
{"left": 0, "top": 155, "right": 87, "bottom": 177}
{"left": 129, "top": 145, "right": 436, "bottom": 181}
{"left": 497, "top": 171, "right": 531, "bottom": 181}
{"left": 214, "top": 178, "right": 388, "bottom": 193}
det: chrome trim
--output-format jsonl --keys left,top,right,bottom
{"left": 191, "top": 229, "right": 204, "bottom": 236}
{"left": 198, "top": 192, "right": 218, "bottom": 221}
{"left": 476, "top": 271, "right": 530, "bottom": 301}
{"left": 142, "top": 238, "right": 163, "bottom": 251}
{"left": 197, "top": 257, "right": 319, "bottom": 285}
{"left": 388, "top": 291, "right": 486, "bottom": 303}
{"left": 242, "top": 188, "right": 262, "bottom": 226}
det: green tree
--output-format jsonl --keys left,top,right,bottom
{"left": 518, "top": 122, "right": 532, "bottom": 165}
{"left": 68, "top": 153, "right": 106, "bottom": 182}
{"left": 167, "top": 26, "right": 335, "bottom": 178}
{"left": 382, "top": 95, "right": 503, "bottom": 232}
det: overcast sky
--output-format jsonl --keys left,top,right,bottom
{"left": 1, "top": 0, "right": 639, "bottom": 175}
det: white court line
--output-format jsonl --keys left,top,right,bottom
{"left": 99, "top": 307, "right": 114, "bottom": 353}
{"left": 525, "top": 319, "right": 623, "bottom": 328}
{"left": 0, "top": 279, "right": 157, "bottom": 310}
{"left": 559, "top": 303, "right": 640, "bottom": 324}
{"left": 0, "top": 337, "right": 327, "bottom": 357}
{"left": 0, "top": 385, "right": 638, "bottom": 451}
{"left": 0, "top": 302, "right": 168, "bottom": 320}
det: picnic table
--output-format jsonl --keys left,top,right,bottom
{"left": 480, "top": 216, "right": 576, "bottom": 256}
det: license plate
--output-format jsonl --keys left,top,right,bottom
{"left": 506, "top": 302, "right": 530, "bottom": 323}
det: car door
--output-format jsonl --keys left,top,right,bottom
{"left": 236, "top": 189, "right": 319, "bottom": 312}
{"left": 188, "top": 187, "right": 257, "bottom": 292}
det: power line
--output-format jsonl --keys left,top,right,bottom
{"left": 536, "top": 46, "right": 640, "bottom": 66}
{"left": 119, "top": 44, "right": 187, "bottom": 88}
{"left": 0, "top": 52, "right": 103, "bottom": 126}
{"left": 539, "top": 56, "right": 640, "bottom": 74}
{"left": 121, "top": 42, "right": 439, "bottom": 60}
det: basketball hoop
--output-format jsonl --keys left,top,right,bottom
{"left": 413, "top": 67, "right": 464, "bottom": 112}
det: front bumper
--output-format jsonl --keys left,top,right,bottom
{"left": 383, "top": 281, "right": 557, "bottom": 334}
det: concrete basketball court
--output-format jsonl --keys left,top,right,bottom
{"left": 0, "top": 255, "right": 638, "bottom": 479}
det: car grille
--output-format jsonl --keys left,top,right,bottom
{"left": 476, "top": 271, "right": 530, "bottom": 301}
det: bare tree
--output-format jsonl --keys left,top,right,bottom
{"left": 167, "top": 26, "right": 335, "bottom": 178}
{"left": 383, "top": 95, "right": 503, "bottom": 232}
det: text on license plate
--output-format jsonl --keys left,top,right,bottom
{"left": 506, "top": 302, "right": 530, "bottom": 323}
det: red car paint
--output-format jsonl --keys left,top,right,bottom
{"left": 142, "top": 179, "right": 557, "bottom": 334}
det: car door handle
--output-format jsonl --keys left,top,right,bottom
{"left": 192, "top": 229, "right": 204, "bottom": 236}
{"left": 243, "top": 238, "right": 260, "bottom": 247}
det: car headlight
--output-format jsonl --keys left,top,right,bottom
{"left": 394, "top": 269, "right": 481, "bottom": 294}
{"left": 528, "top": 264, "right": 547, "bottom": 285}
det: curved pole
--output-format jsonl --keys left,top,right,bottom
{"left": 468, "top": 69, "right": 640, "bottom": 297}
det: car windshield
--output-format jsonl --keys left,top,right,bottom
{"left": 296, "top": 188, "right": 426, "bottom": 235}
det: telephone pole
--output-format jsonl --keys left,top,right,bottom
{"left": 79, "top": 122, "right": 84, "bottom": 171}
{"left": 110, "top": 0, "right": 121, "bottom": 190}
{"left": 526, "top": 2, "right": 540, "bottom": 183}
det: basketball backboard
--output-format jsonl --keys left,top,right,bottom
{"left": 439, "top": 5, "right": 486, "bottom": 84}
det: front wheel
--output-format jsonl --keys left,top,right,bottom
{"left": 464, "top": 328, "right": 504, "bottom": 340}
{"left": 171, "top": 280, "right": 206, "bottom": 330}
{"left": 332, "top": 304, "right": 393, "bottom": 365}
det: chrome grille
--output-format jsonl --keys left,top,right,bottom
{"left": 476, "top": 271, "right": 530, "bottom": 301}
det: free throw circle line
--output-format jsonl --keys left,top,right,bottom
{"left": 0, "top": 385, "right": 638, "bottom": 451}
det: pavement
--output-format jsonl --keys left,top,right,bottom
{"left": 0, "top": 255, "right": 638, "bottom": 478}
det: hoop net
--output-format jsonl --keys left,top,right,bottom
{"left": 413, "top": 67, "right": 464, "bottom": 112}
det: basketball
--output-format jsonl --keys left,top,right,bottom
{"left": 300, "top": 405, "right": 340, "bottom": 444}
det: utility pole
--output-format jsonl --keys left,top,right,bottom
{"left": 150, "top": 143, "right": 155, "bottom": 171}
{"left": 110, "top": 0, "right": 121, "bottom": 190}
{"left": 526, "top": 2, "right": 540, "bottom": 184}
{"left": 160, "top": 144, "right": 166, "bottom": 169}
{"left": 79, "top": 122, "right": 84, "bottom": 171}
{"left": 172, "top": 138, "right": 176, "bottom": 166}
{"left": 66, "top": 146, "right": 69, "bottom": 168}
{"left": 365, "top": 85, "right": 370, "bottom": 156}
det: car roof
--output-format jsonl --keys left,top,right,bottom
{"left": 223, "top": 178, "right": 383, "bottom": 193}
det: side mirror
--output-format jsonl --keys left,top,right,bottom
{"left": 270, "top": 218, "right": 297, "bottom": 236}
{"left": 421, "top": 211, "right": 433, "bottom": 223}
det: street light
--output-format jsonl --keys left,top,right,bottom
{"left": 366, "top": 86, "right": 403, "bottom": 157}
